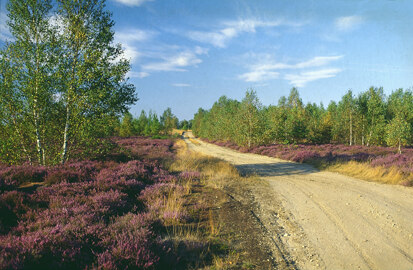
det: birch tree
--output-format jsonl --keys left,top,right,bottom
{"left": 236, "top": 90, "right": 263, "bottom": 147}
{"left": 1, "top": 0, "right": 136, "bottom": 165}
{"left": 0, "top": 47, "right": 33, "bottom": 164}
{"left": 6, "top": 0, "right": 55, "bottom": 164}
{"left": 386, "top": 114, "right": 411, "bottom": 154}
{"left": 56, "top": 0, "right": 136, "bottom": 163}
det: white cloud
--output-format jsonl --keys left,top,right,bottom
{"left": 335, "top": 16, "right": 363, "bottom": 31}
{"left": 113, "top": 0, "right": 154, "bottom": 7}
{"left": 122, "top": 43, "right": 141, "bottom": 63}
{"left": 239, "top": 55, "right": 343, "bottom": 83}
{"left": 239, "top": 70, "right": 280, "bottom": 82}
{"left": 114, "top": 29, "right": 155, "bottom": 63}
{"left": 128, "top": 71, "right": 149, "bottom": 78}
{"left": 142, "top": 47, "right": 207, "bottom": 72}
{"left": 194, "top": 46, "right": 209, "bottom": 55}
{"left": 143, "top": 52, "right": 201, "bottom": 71}
{"left": 115, "top": 29, "right": 154, "bottom": 43}
{"left": 188, "top": 31, "right": 229, "bottom": 48}
{"left": 187, "top": 19, "right": 285, "bottom": 48}
{"left": 289, "top": 55, "right": 343, "bottom": 69}
{"left": 172, "top": 83, "right": 191, "bottom": 87}
{"left": 284, "top": 68, "right": 342, "bottom": 87}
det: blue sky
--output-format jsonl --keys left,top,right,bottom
{"left": 1, "top": 0, "right": 413, "bottom": 120}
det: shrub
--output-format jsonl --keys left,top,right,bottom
{"left": 0, "top": 191, "right": 31, "bottom": 234}
{"left": 0, "top": 137, "right": 186, "bottom": 269}
{"left": 291, "top": 151, "right": 320, "bottom": 163}
{"left": 0, "top": 165, "right": 47, "bottom": 191}
{"left": 96, "top": 213, "right": 160, "bottom": 269}
{"left": 45, "top": 161, "right": 99, "bottom": 185}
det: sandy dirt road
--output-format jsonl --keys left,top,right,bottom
{"left": 183, "top": 132, "right": 413, "bottom": 270}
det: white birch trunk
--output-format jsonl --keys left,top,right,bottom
{"left": 61, "top": 100, "right": 70, "bottom": 164}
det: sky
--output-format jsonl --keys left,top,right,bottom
{"left": 1, "top": 0, "right": 413, "bottom": 120}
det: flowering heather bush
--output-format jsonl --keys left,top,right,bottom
{"left": 0, "top": 191, "right": 32, "bottom": 234}
{"left": 370, "top": 154, "right": 413, "bottom": 174}
{"left": 116, "top": 160, "right": 151, "bottom": 182}
{"left": 0, "top": 137, "right": 186, "bottom": 269}
{"left": 290, "top": 151, "right": 320, "bottom": 163}
{"left": 401, "top": 180, "right": 413, "bottom": 187}
{"left": 0, "top": 165, "right": 47, "bottom": 191}
{"left": 97, "top": 213, "right": 160, "bottom": 269}
{"left": 45, "top": 161, "right": 99, "bottom": 185}
{"left": 114, "top": 136, "right": 174, "bottom": 160}
{"left": 204, "top": 139, "right": 413, "bottom": 179}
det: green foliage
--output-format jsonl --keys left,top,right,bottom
{"left": 149, "top": 111, "right": 162, "bottom": 136}
{"left": 193, "top": 87, "right": 413, "bottom": 151}
{"left": 0, "top": 0, "right": 137, "bottom": 165}
{"left": 178, "top": 120, "right": 190, "bottom": 130}
{"left": 236, "top": 90, "right": 264, "bottom": 147}
{"left": 119, "top": 112, "right": 136, "bottom": 137}
{"left": 160, "top": 107, "right": 178, "bottom": 135}
{"left": 115, "top": 109, "right": 182, "bottom": 137}
{"left": 386, "top": 114, "right": 411, "bottom": 153}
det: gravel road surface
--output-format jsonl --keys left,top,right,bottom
{"left": 184, "top": 132, "right": 413, "bottom": 270}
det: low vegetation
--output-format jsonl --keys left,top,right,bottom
{"left": 0, "top": 136, "right": 256, "bottom": 269}
{"left": 0, "top": 137, "right": 174, "bottom": 269}
{"left": 203, "top": 138, "right": 413, "bottom": 186}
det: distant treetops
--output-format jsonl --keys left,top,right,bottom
{"left": 193, "top": 87, "right": 413, "bottom": 153}
{"left": 118, "top": 108, "right": 192, "bottom": 138}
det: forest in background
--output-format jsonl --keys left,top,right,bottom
{"left": 117, "top": 108, "right": 192, "bottom": 139}
{"left": 193, "top": 87, "right": 413, "bottom": 153}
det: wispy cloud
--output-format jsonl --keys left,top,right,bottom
{"left": 172, "top": 83, "right": 191, "bottom": 87}
{"left": 239, "top": 70, "right": 280, "bottom": 82}
{"left": 116, "top": 29, "right": 155, "bottom": 43}
{"left": 335, "top": 16, "right": 363, "bottom": 31}
{"left": 114, "top": 29, "right": 155, "bottom": 63}
{"left": 187, "top": 19, "right": 288, "bottom": 48}
{"left": 284, "top": 68, "right": 342, "bottom": 87}
{"left": 121, "top": 43, "right": 141, "bottom": 63}
{"left": 128, "top": 71, "right": 150, "bottom": 78}
{"left": 142, "top": 46, "right": 207, "bottom": 72}
{"left": 113, "top": 0, "right": 154, "bottom": 7}
{"left": 239, "top": 55, "right": 343, "bottom": 83}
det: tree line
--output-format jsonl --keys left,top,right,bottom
{"left": 0, "top": 0, "right": 137, "bottom": 165}
{"left": 192, "top": 87, "right": 413, "bottom": 153}
{"left": 118, "top": 108, "right": 192, "bottom": 138}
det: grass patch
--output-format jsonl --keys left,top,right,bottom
{"left": 166, "top": 139, "right": 259, "bottom": 269}
{"left": 306, "top": 158, "right": 413, "bottom": 186}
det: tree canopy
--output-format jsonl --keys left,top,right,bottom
{"left": 0, "top": 0, "right": 137, "bottom": 165}
{"left": 193, "top": 87, "right": 413, "bottom": 152}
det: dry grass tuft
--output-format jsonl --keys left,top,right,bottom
{"left": 208, "top": 209, "right": 220, "bottom": 236}
{"left": 170, "top": 139, "right": 238, "bottom": 181}
{"left": 166, "top": 139, "right": 249, "bottom": 268}
{"left": 327, "top": 161, "right": 411, "bottom": 185}
{"left": 172, "top": 128, "right": 185, "bottom": 136}
{"left": 211, "top": 251, "right": 241, "bottom": 270}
